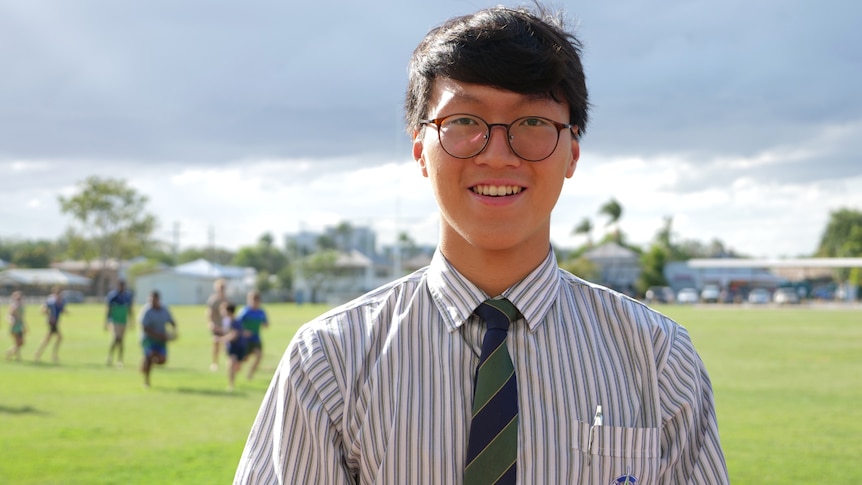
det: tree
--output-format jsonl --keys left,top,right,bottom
{"left": 656, "top": 216, "right": 674, "bottom": 251}
{"left": 58, "top": 177, "right": 157, "bottom": 295}
{"left": 572, "top": 218, "right": 594, "bottom": 247}
{"left": 816, "top": 208, "right": 862, "bottom": 285}
{"left": 599, "top": 198, "right": 623, "bottom": 243}
{"left": 298, "top": 249, "right": 339, "bottom": 303}
{"left": 816, "top": 208, "right": 862, "bottom": 258}
{"left": 333, "top": 221, "right": 354, "bottom": 251}
{"left": 0, "top": 238, "right": 57, "bottom": 268}
{"left": 233, "top": 233, "right": 291, "bottom": 292}
{"left": 316, "top": 234, "right": 337, "bottom": 251}
{"left": 558, "top": 255, "right": 600, "bottom": 281}
{"left": 638, "top": 244, "right": 670, "bottom": 294}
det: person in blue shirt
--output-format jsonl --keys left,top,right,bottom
{"left": 236, "top": 291, "right": 268, "bottom": 381}
{"left": 34, "top": 286, "right": 68, "bottom": 363}
{"left": 218, "top": 301, "right": 250, "bottom": 391}
{"left": 138, "top": 290, "right": 177, "bottom": 388}
{"left": 105, "top": 280, "right": 134, "bottom": 367}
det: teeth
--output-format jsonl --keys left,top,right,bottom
{"left": 472, "top": 185, "right": 523, "bottom": 196}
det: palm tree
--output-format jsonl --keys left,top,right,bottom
{"left": 656, "top": 216, "right": 673, "bottom": 249}
{"left": 333, "top": 221, "right": 354, "bottom": 251}
{"left": 599, "top": 198, "right": 623, "bottom": 243}
{"left": 572, "top": 218, "right": 594, "bottom": 247}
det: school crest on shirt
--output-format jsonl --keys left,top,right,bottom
{"left": 609, "top": 475, "right": 638, "bottom": 485}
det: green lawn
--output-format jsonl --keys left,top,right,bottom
{"left": 1, "top": 303, "right": 327, "bottom": 485}
{"left": 659, "top": 305, "right": 862, "bottom": 483}
{"left": 1, "top": 302, "right": 860, "bottom": 483}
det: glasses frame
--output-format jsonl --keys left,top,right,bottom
{"left": 420, "top": 113, "right": 576, "bottom": 162}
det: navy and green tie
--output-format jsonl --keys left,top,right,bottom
{"left": 464, "top": 298, "right": 520, "bottom": 485}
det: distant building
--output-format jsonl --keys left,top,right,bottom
{"left": 0, "top": 268, "right": 91, "bottom": 299}
{"left": 582, "top": 242, "right": 641, "bottom": 294}
{"left": 671, "top": 257, "right": 862, "bottom": 301}
{"left": 52, "top": 258, "right": 129, "bottom": 296}
{"left": 133, "top": 259, "right": 256, "bottom": 305}
{"left": 664, "top": 261, "right": 787, "bottom": 296}
{"left": 286, "top": 224, "right": 435, "bottom": 304}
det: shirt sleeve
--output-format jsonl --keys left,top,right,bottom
{"left": 234, "top": 324, "right": 355, "bottom": 485}
{"left": 656, "top": 325, "right": 730, "bottom": 484}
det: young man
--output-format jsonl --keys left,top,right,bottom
{"left": 138, "top": 290, "right": 177, "bottom": 388}
{"left": 105, "top": 280, "right": 134, "bottom": 367}
{"left": 34, "top": 286, "right": 69, "bottom": 363}
{"left": 205, "top": 278, "right": 230, "bottom": 371}
{"left": 236, "top": 291, "right": 268, "bottom": 381}
{"left": 235, "top": 5, "right": 729, "bottom": 484}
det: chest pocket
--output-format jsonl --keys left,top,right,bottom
{"left": 571, "top": 420, "right": 660, "bottom": 484}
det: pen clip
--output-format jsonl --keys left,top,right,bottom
{"left": 587, "top": 405, "right": 602, "bottom": 466}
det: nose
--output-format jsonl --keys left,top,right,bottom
{"left": 476, "top": 124, "right": 521, "bottom": 167}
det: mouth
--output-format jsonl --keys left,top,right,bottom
{"left": 471, "top": 184, "right": 524, "bottom": 197}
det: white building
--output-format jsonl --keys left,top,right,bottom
{"left": 133, "top": 259, "right": 256, "bottom": 305}
{"left": 582, "top": 242, "right": 641, "bottom": 294}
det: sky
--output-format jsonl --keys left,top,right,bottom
{"left": 1, "top": 0, "right": 860, "bottom": 259}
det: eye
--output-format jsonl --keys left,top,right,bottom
{"left": 518, "top": 117, "right": 551, "bottom": 127}
{"left": 442, "top": 115, "right": 481, "bottom": 127}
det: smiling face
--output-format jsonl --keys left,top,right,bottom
{"left": 413, "top": 79, "right": 580, "bottom": 281}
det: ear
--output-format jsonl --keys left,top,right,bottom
{"left": 412, "top": 130, "right": 429, "bottom": 178}
{"left": 565, "top": 137, "right": 581, "bottom": 179}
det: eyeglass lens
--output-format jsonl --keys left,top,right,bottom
{"left": 436, "top": 114, "right": 565, "bottom": 161}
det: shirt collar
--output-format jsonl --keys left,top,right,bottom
{"left": 427, "top": 247, "right": 561, "bottom": 333}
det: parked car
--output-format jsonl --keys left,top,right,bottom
{"left": 748, "top": 288, "right": 771, "bottom": 304}
{"left": 645, "top": 286, "right": 675, "bottom": 304}
{"left": 677, "top": 288, "right": 699, "bottom": 304}
{"left": 773, "top": 287, "right": 800, "bottom": 305}
{"left": 700, "top": 285, "right": 721, "bottom": 303}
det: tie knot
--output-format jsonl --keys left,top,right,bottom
{"left": 474, "top": 298, "right": 520, "bottom": 331}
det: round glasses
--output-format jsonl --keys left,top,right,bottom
{"left": 420, "top": 113, "right": 576, "bottom": 162}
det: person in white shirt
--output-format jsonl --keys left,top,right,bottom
{"left": 235, "top": 4, "right": 729, "bottom": 484}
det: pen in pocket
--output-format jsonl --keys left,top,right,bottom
{"left": 587, "top": 405, "right": 602, "bottom": 465}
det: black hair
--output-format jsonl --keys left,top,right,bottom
{"left": 405, "top": 4, "right": 588, "bottom": 136}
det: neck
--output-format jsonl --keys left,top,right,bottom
{"left": 439, "top": 236, "right": 549, "bottom": 297}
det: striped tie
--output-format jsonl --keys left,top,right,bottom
{"left": 464, "top": 298, "right": 520, "bottom": 485}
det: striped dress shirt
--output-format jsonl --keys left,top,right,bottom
{"left": 234, "top": 248, "right": 729, "bottom": 484}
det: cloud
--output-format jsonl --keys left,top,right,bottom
{"left": 1, "top": 0, "right": 860, "bottom": 259}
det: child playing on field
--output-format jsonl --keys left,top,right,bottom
{"left": 5, "top": 291, "right": 27, "bottom": 361}
{"left": 138, "top": 291, "right": 177, "bottom": 388}
{"left": 236, "top": 291, "right": 268, "bottom": 381}
{"left": 35, "top": 286, "right": 69, "bottom": 363}
{"left": 219, "top": 302, "right": 249, "bottom": 391}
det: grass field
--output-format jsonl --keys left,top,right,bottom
{"left": 2, "top": 302, "right": 860, "bottom": 484}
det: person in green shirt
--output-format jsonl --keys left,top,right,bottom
{"left": 105, "top": 280, "right": 134, "bottom": 367}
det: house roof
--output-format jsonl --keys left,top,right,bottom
{"left": 335, "top": 250, "right": 373, "bottom": 268}
{"left": 52, "top": 259, "right": 123, "bottom": 271}
{"left": 0, "top": 268, "right": 92, "bottom": 287}
{"left": 583, "top": 242, "right": 639, "bottom": 262}
{"left": 402, "top": 253, "right": 433, "bottom": 271}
